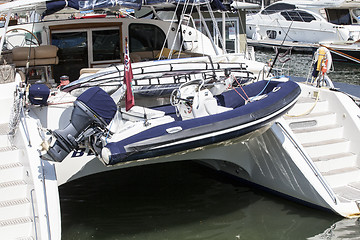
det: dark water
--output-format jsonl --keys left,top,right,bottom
{"left": 59, "top": 51, "right": 360, "bottom": 240}
{"left": 255, "top": 49, "right": 360, "bottom": 86}
{"left": 60, "top": 162, "right": 345, "bottom": 240}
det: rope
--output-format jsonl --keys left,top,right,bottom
{"left": 47, "top": 101, "right": 74, "bottom": 106}
{"left": 105, "top": 120, "right": 113, "bottom": 144}
{"left": 320, "top": 44, "right": 360, "bottom": 65}
{"left": 231, "top": 85, "right": 248, "bottom": 102}
{"left": 8, "top": 90, "right": 22, "bottom": 137}
{"left": 230, "top": 76, "right": 274, "bottom": 104}
{"left": 232, "top": 74, "right": 250, "bottom": 101}
{"left": 285, "top": 91, "right": 320, "bottom": 117}
{"left": 249, "top": 78, "right": 272, "bottom": 102}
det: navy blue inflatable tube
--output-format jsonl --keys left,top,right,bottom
{"left": 104, "top": 80, "right": 300, "bottom": 165}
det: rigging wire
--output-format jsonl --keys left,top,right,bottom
{"left": 168, "top": 0, "right": 191, "bottom": 59}
{"left": 158, "top": 0, "right": 181, "bottom": 60}
{"left": 205, "top": 0, "right": 226, "bottom": 54}
{"left": 176, "top": 3, "right": 196, "bottom": 58}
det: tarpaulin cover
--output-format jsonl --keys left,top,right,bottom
{"left": 78, "top": 0, "right": 142, "bottom": 11}
{"left": 77, "top": 86, "right": 117, "bottom": 125}
{"left": 44, "top": 0, "right": 79, "bottom": 16}
{"left": 43, "top": 0, "right": 230, "bottom": 16}
{"left": 29, "top": 83, "right": 50, "bottom": 105}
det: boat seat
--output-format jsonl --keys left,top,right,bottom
{"left": 79, "top": 68, "right": 102, "bottom": 75}
{"left": 204, "top": 97, "right": 232, "bottom": 115}
{"left": 12, "top": 45, "right": 59, "bottom": 67}
{"left": 130, "top": 51, "right": 155, "bottom": 62}
{"left": 192, "top": 89, "right": 232, "bottom": 118}
{"left": 121, "top": 106, "right": 165, "bottom": 121}
{"left": 130, "top": 49, "right": 195, "bottom": 62}
{"left": 79, "top": 68, "right": 102, "bottom": 78}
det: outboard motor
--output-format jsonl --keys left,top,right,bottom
{"left": 44, "top": 87, "right": 117, "bottom": 162}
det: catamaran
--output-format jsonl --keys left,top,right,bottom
{"left": 0, "top": 0, "right": 359, "bottom": 239}
{"left": 0, "top": 0, "right": 286, "bottom": 239}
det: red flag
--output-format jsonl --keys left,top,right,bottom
{"left": 124, "top": 38, "right": 134, "bottom": 111}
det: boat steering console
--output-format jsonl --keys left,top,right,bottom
{"left": 170, "top": 78, "right": 223, "bottom": 119}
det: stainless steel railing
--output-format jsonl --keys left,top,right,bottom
{"left": 275, "top": 121, "right": 338, "bottom": 204}
{"left": 30, "top": 189, "right": 39, "bottom": 240}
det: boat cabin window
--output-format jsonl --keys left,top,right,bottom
{"left": 129, "top": 23, "right": 166, "bottom": 52}
{"left": 25, "top": 31, "right": 42, "bottom": 45}
{"left": 92, "top": 29, "right": 120, "bottom": 61}
{"left": 266, "top": 30, "right": 277, "bottom": 39}
{"left": 326, "top": 9, "right": 352, "bottom": 25}
{"left": 261, "top": 3, "right": 295, "bottom": 15}
{"left": 281, "top": 10, "right": 316, "bottom": 22}
{"left": 51, "top": 27, "right": 121, "bottom": 82}
{"left": 52, "top": 31, "right": 88, "bottom": 82}
{"left": 195, "top": 18, "right": 240, "bottom": 53}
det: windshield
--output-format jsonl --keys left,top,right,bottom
{"left": 326, "top": 9, "right": 352, "bottom": 25}
{"left": 261, "top": 3, "right": 295, "bottom": 15}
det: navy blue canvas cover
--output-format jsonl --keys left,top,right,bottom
{"left": 44, "top": 0, "right": 79, "bottom": 16}
{"left": 29, "top": 84, "right": 50, "bottom": 105}
{"left": 43, "top": 0, "right": 230, "bottom": 16}
{"left": 77, "top": 86, "right": 117, "bottom": 125}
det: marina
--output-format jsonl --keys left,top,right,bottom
{"left": 60, "top": 50, "right": 360, "bottom": 239}
{"left": 0, "top": 0, "right": 359, "bottom": 239}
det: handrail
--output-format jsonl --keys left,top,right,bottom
{"left": 20, "top": 102, "right": 31, "bottom": 147}
{"left": 30, "top": 189, "right": 39, "bottom": 240}
{"left": 275, "top": 121, "right": 338, "bottom": 204}
{"left": 40, "top": 158, "right": 52, "bottom": 239}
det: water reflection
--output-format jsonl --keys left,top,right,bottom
{"left": 60, "top": 161, "right": 345, "bottom": 240}
{"left": 309, "top": 218, "right": 360, "bottom": 240}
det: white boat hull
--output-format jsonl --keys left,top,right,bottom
{"left": 212, "top": 82, "right": 360, "bottom": 217}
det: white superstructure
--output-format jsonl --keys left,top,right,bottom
{"left": 247, "top": 0, "right": 360, "bottom": 44}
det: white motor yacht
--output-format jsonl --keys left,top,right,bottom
{"left": 246, "top": 0, "right": 360, "bottom": 62}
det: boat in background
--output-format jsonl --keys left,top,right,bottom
{"left": 246, "top": 0, "right": 360, "bottom": 62}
